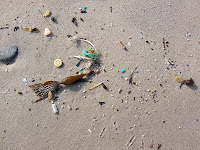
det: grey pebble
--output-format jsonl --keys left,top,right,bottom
{"left": 0, "top": 46, "right": 18, "bottom": 62}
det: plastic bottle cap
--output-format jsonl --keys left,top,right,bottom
{"left": 54, "top": 59, "right": 62, "bottom": 67}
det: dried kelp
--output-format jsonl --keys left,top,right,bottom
{"left": 29, "top": 72, "right": 96, "bottom": 103}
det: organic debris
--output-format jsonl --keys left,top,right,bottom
{"left": 13, "top": 26, "right": 19, "bottom": 32}
{"left": 29, "top": 72, "right": 95, "bottom": 103}
{"left": 72, "top": 17, "right": 78, "bottom": 26}
{"left": 174, "top": 76, "right": 194, "bottom": 88}
{"left": 22, "top": 27, "right": 39, "bottom": 32}
{"left": 117, "top": 39, "right": 127, "bottom": 50}
{"left": 89, "top": 82, "right": 108, "bottom": 91}
{"left": 128, "top": 66, "right": 138, "bottom": 84}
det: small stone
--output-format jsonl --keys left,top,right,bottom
{"left": 83, "top": 90, "right": 86, "bottom": 93}
{"left": 127, "top": 42, "right": 131, "bottom": 47}
{"left": 36, "top": 124, "right": 38, "bottom": 126}
{"left": 0, "top": 46, "right": 18, "bottom": 63}
{"left": 44, "top": 28, "right": 51, "bottom": 36}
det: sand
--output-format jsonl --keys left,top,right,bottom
{"left": 0, "top": 0, "right": 200, "bottom": 149}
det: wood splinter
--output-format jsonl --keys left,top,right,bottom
{"left": 118, "top": 40, "right": 127, "bottom": 50}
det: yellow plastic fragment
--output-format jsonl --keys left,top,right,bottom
{"left": 43, "top": 10, "right": 51, "bottom": 17}
{"left": 54, "top": 59, "right": 62, "bottom": 67}
{"left": 22, "top": 27, "right": 33, "bottom": 32}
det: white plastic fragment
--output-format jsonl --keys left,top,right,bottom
{"left": 23, "top": 78, "right": 28, "bottom": 85}
{"left": 52, "top": 104, "right": 58, "bottom": 113}
{"left": 127, "top": 42, "right": 131, "bottom": 47}
{"left": 88, "top": 129, "right": 92, "bottom": 133}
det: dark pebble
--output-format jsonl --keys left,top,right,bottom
{"left": 0, "top": 46, "right": 18, "bottom": 62}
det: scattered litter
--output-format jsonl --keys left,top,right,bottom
{"left": 157, "top": 144, "right": 161, "bottom": 150}
{"left": 128, "top": 66, "right": 138, "bottom": 84}
{"left": 43, "top": 10, "right": 51, "bottom": 17}
{"left": 126, "top": 135, "right": 136, "bottom": 149}
{"left": 117, "top": 40, "right": 127, "bottom": 50}
{"left": 44, "top": 28, "right": 51, "bottom": 36}
{"left": 29, "top": 71, "right": 96, "bottom": 102}
{"left": 13, "top": 26, "right": 19, "bottom": 32}
{"left": 72, "top": 17, "right": 78, "bottom": 26}
{"left": 0, "top": 46, "right": 18, "bottom": 63}
{"left": 89, "top": 82, "right": 108, "bottom": 91}
{"left": 110, "top": 6, "right": 112, "bottom": 12}
{"left": 83, "top": 49, "right": 98, "bottom": 59}
{"left": 99, "top": 125, "right": 108, "bottom": 138}
{"left": 52, "top": 103, "right": 58, "bottom": 113}
{"left": 127, "top": 42, "right": 131, "bottom": 47}
{"left": 82, "top": 90, "right": 86, "bottom": 93}
{"left": 174, "top": 77, "right": 194, "bottom": 88}
{"left": 88, "top": 129, "right": 92, "bottom": 134}
{"left": 54, "top": 59, "right": 62, "bottom": 67}
{"left": 23, "top": 78, "right": 28, "bottom": 85}
{"left": 120, "top": 69, "right": 125, "bottom": 73}
{"left": 99, "top": 102, "right": 105, "bottom": 106}
{"left": 22, "top": 27, "right": 39, "bottom": 32}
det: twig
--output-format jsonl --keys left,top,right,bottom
{"left": 89, "top": 82, "right": 103, "bottom": 90}
{"left": 99, "top": 125, "right": 108, "bottom": 138}
{"left": 129, "top": 66, "right": 138, "bottom": 84}
{"left": 126, "top": 135, "right": 136, "bottom": 149}
{"left": 73, "top": 55, "right": 93, "bottom": 60}
{"left": 163, "top": 38, "right": 166, "bottom": 50}
{"left": 118, "top": 40, "right": 127, "bottom": 50}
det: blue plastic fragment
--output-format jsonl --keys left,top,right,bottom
{"left": 120, "top": 69, "right": 125, "bottom": 73}
{"left": 79, "top": 69, "right": 83, "bottom": 71}
{"left": 84, "top": 7, "right": 87, "bottom": 10}
{"left": 136, "top": 71, "right": 139, "bottom": 73}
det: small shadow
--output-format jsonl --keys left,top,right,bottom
{"left": 187, "top": 83, "right": 198, "bottom": 90}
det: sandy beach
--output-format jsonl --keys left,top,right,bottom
{"left": 0, "top": 0, "right": 200, "bottom": 149}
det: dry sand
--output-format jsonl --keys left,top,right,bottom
{"left": 0, "top": 0, "right": 200, "bottom": 149}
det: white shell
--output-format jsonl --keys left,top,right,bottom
{"left": 44, "top": 28, "right": 51, "bottom": 36}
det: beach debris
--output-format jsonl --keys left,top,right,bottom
{"left": 127, "top": 41, "right": 131, "bottom": 47}
{"left": 126, "top": 135, "right": 136, "bottom": 149}
{"left": 16, "top": 91, "right": 23, "bottom": 95}
{"left": 22, "top": 27, "right": 39, "bottom": 32}
{"left": 0, "top": 46, "right": 18, "bottom": 63}
{"left": 157, "top": 144, "right": 161, "bottom": 150}
{"left": 110, "top": 6, "right": 112, "bottom": 12}
{"left": 99, "top": 125, "right": 108, "bottom": 138}
{"left": 48, "top": 90, "right": 53, "bottom": 100}
{"left": 99, "top": 102, "right": 105, "bottom": 106}
{"left": 52, "top": 103, "right": 58, "bottom": 113}
{"left": 73, "top": 55, "right": 93, "bottom": 61}
{"left": 80, "top": 7, "right": 87, "bottom": 13}
{"left": 88, "top": 129, "right": 92, "bottom": 134}
{"left": 128, "top": 66, "right": 138, "bottom": 84}
{"left": 117, "top": 39, "right": 127, "bottom": 50}
{"left": 102, "top": 83, "right": 108, "bottom": 90}
{"left": 13, "top": 26, "right": 19, "bottom": 32}
{"left": 89, "top": 82, "right": 108, "bottom": 91}
{"left": 83, "top": 49, "right": 98, "bottom": 59}
{"left": 61, "top": 72, "right": 92, "bottom": 85}
{"left": 54, "top": 59, "right": 62, "bottom": 67}
{"left": 174, "top": 76, "right": 186, "bottom": 83}
{"left": 23, "top": 78, "right": 28, "bottom": 84}
{"left": 120, "top": 69, "right": 125, "bottom": 73}
{"left": 72, "top": 17, "right": 78, "bottom": 26}
{"left": 29, "top": 81, "right": 60, "bottom": 103}
{"left": 43, "top": 10, "right": 51, "bottom": 17}
{"left": 174, "top": 76, "right": 194, "bottom": 88}
{"left": 44, "top": 28, "right": 51, "bottom": 36}
{"left": 163, "top": 38, "right": 169, "bottom": 50}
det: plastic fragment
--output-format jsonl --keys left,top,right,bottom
{"left": 52, "top": 104, "right": 58, "bottom": 113}
{"left": 120, "top": 69, "right": 125, "bottom": 73}
{"left": 43, "top": 10, "right": 51, "bottom": 17}
{"left": 54, "top": 59, "right": 62, "bottom": 67}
